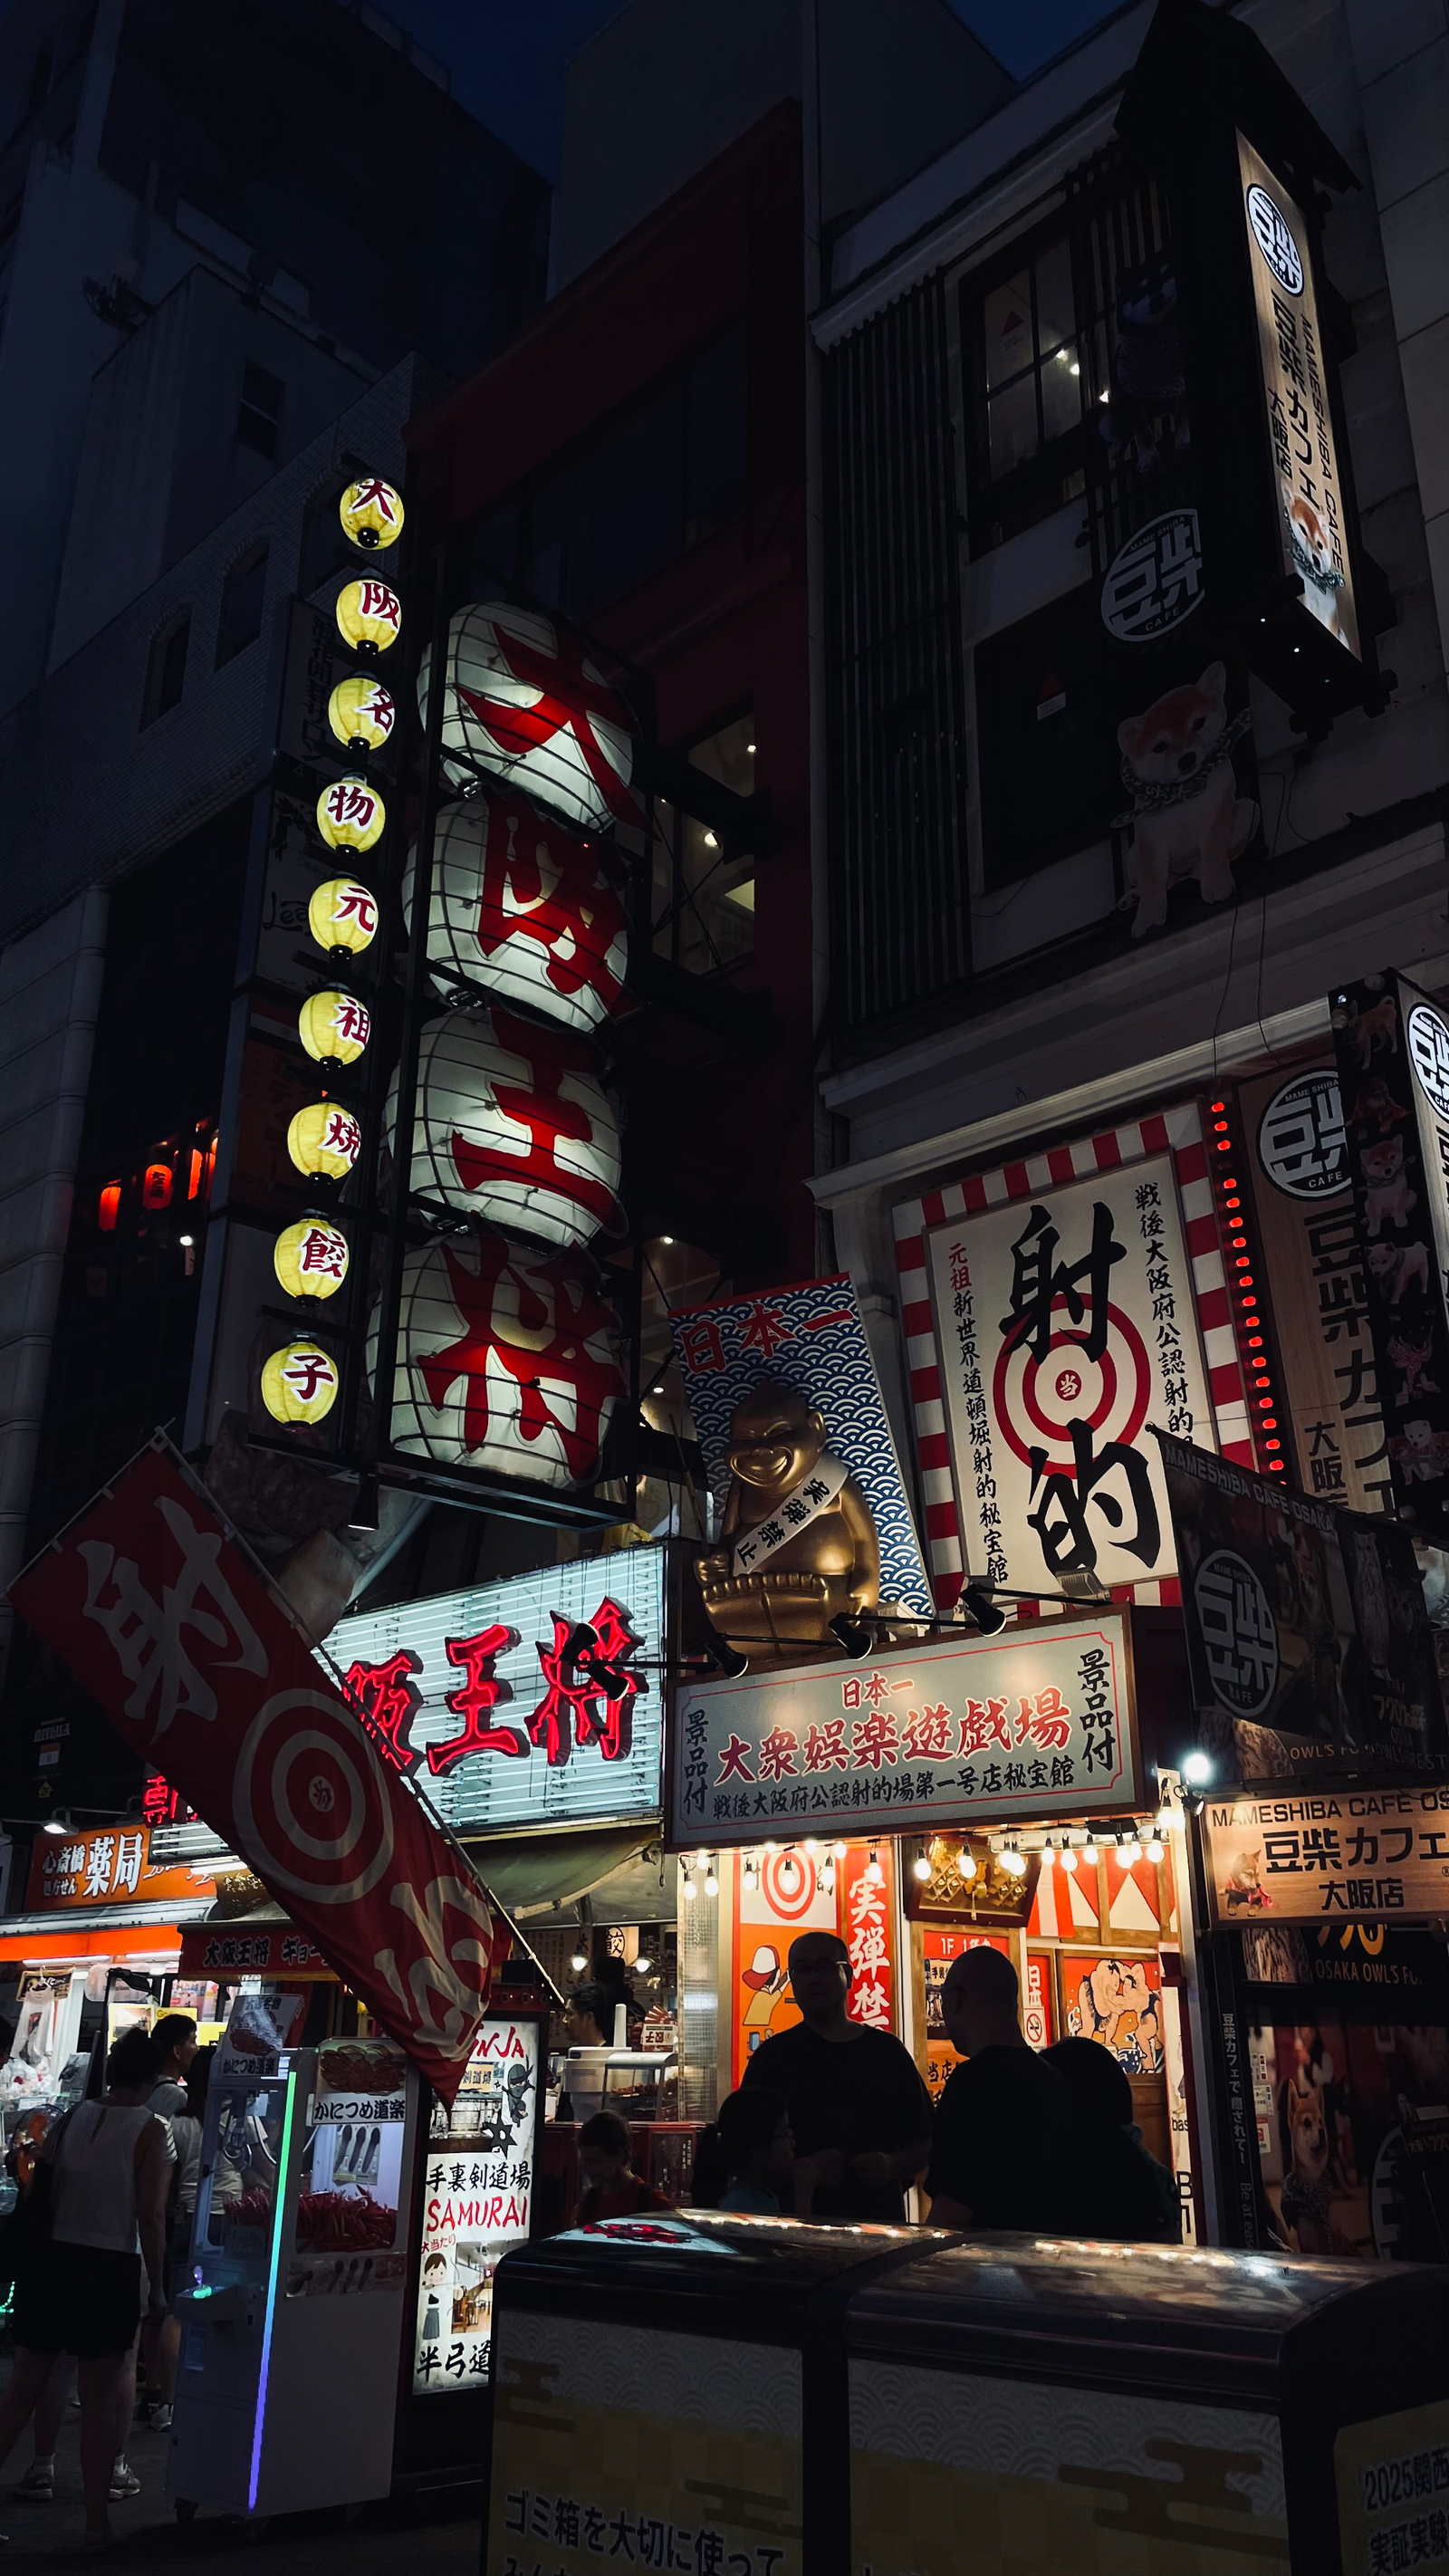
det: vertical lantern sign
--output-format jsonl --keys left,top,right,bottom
{"left": 371, "top": 603, "right": 638, "bottom": 1492}
{"left": 261, "top": 476, "right": 405, "bottom": 1437}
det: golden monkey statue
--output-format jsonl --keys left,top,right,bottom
{"left": 695, "top": 1379, "right": 879, "bottom": 1663}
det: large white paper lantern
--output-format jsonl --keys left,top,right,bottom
{"left": 399, "top": 790, "right": 628, "bottom": 1033}
{"left": 391, "top": 1006, "right": 622, "bottom": 1251}
{"left": 417, "top": 601, "right": 637, "bottom": 831}
{"left": 376, "top": 1233, "right": 623, "bottom": 1486}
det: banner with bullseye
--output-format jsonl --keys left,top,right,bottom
{"left": 8, "top": 1439, "right": 504, "bottom": 2103}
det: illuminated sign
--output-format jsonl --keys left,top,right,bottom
{"left": 1239, "top": 132, "right": 1360, "bottom": 662}
{"left": 328, "top": 1545, "right": 665, "bottom": 1833}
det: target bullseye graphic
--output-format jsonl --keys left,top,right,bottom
{"left": 235, "top": 1687, "right": 396, "bottom": 1906}
{"left": 993, "top": 1295, "right": 1151, "bottom": 1470}
{"left": 761, "top": 1847, "right": 818, "bottom": 1919}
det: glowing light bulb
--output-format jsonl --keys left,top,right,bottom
{"left": 683, "top": 1878, "right": 697, "bottom": 1902}
{"left": 1118, "top": 1840, "right": 1142, "bottom": 1869}
{"left": 959, "top": 1852, "right": 977, "bottom": 1882}
{"left": 1183, "top": 1751, "right": 1214, "bottom": 1786}
{"left": 705, "top": 1870, "right": 719, "bottom": 1898}
{"left": 1146, "top": 1839, "right": 1165, "bottom": 1865}
{"left": 570, "top": 1951, "right": 588, "bottom": 1973}
{"left": 1059, "top": 1847, "right": 1079, "bottom": 1875}
{"left": 832, "top": 1841, "right": 847, "bottom": 1860}
{"left": 1039, "top": 1844, "right": 1056, "bottom": 1869}
{"left": 912, "top": 1853, "right": 932, "bottom": 1881}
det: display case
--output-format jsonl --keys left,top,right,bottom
{"left": 167, "top": 1992, "right": 420, "bottom": 2519}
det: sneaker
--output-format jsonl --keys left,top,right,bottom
{"left": 108, "top": 2465, "right": 140, "bottom": 2503}
{"left": 11, "top": 2461, "right": 52, "bottom": 2500}
{"left": 150, "top": 2406, "right": 172, "bottom": 2434}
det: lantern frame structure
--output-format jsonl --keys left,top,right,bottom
{"left": 417, "top": 599, "right": 638, "bottom": 833}
{"left": 398, "top": 789, "right": 629, "bottom": 1034}
{"left": 392, "top": 1006, "right": 624, "bottom": 1253}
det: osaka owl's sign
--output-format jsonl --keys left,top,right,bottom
{"left": 1238, "top": 133, "right": 1361, "bottom": 663}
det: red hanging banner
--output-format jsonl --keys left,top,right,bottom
{"left": 8, "top": 1442, "right": 503, "bottom": 2103}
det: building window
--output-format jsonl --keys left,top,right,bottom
{"left": 235, "top": 361, "right": 283, "bottom": 460}
{"left": 964, "top": 231, "right": 1084, "bottom": 548}
{"left": 140, "top": 611, "right": 190, "bottom": 726}
{"left": 463, "top": 322, "right": 747, "bottom": 623}
{"left": 216, "top": 543, "right": 268, "bottom": 666}
{"left": 650, "top": 713, "right": 756, "bottom": 976}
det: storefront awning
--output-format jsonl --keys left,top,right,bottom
{"left": 462, "top": 1823, "right": 658, "bottom": 1918}
{"left": 0, "top": 1899, "right": 207, "bottom": 1964}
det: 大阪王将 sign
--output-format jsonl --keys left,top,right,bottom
{"left": 329, "top": 1546, "right": 665, "bottom": 1836}
{"left": 669, "top": 1614, "right": 1139, "bottom": 1848}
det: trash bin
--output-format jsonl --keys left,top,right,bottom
{"left": 483, "top": 2210, "right": 944, "bottom": 2576}
{"left": 844, "top": 2235, "right": 1449, "bottom": 2575}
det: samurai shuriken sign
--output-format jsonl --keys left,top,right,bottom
{"left": 9, "top": 1439, "right": 505, "bottom": 2103}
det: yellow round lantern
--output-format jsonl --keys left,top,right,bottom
{"left": 298, "top": 989, "right": 370, "bottom": 1065}
{"left": 339, "top": 477, "right": 404, "bottom": 551}
{"left": 261, "top": 1341, "right": 341, "bottom": 1424}
{"left": 328, "top": 673, "right": 395, "bottom": 753}
{"left": 308, "top": 876, "right": 379, "bottom": 954}
{"left": 274, "top": 1217, "right": 349, "bottom": 1300}
{"left": 316, "top": 774, "right": 385, "bottom": 855}
{"left": 287, "top": 1101, "right": 363, "bottom": 1181}
{"left": 336, "top": 578, "right": 401, "bottom": 655}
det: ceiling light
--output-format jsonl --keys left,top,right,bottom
{"left": 178, "top": 1233, "right": 194, "bottom": 1247}
{"left": 658, "top": 1235, "right": 674, "bottom": 1245}
{"left": 745, "top": 741, "right": 756, "bottom": 754}
{"left": 703, "top": 830, "right": 718, "bottom": 849}
{"left": 43, "top": 1812, "right": 68, "bottom": 1837}
{"left": 1183, "top": 1751, "right": 1214, "bottom": 1786}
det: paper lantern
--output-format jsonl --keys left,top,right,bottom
{"left": 261, "top": 1341, "right": 340, "bottom": 1424}
{"left": 329, "top": 674, "right": 395, "bottom": 753}
{"left": 336, "top": 578, "right": 401, "bottom": 655}
{"left": 392, "top": 1006, "right": 622, "bottom": 1251}
{"left": 338, "top": 476, "right": 404, "bottom": 552}
{"left": 274, "top": 1217, "right": 349, "bottom": 1300}
{"left": 317, "top": 774, "right": 385, "bottom": 855}
{"left": 287, "top": 1101, "right": 363, "bottom": 1181}
{"left": 376, "top": 1233, "right": 623, "bottom": 1485}
{"left": 308, "top": 876, "right": 379, "bottom": 956}
{"left": 299, "top": 990, "right": 370, "bottom": 1065}
{"left": 399, "top": 791, "right": 629, "bottom": 1035}
{"left": 417, "top": 600, "right": 636, "bottom": 831}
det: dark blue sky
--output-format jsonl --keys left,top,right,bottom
{"left": 384, "top": 0, "right": 1121, "bottom": 179}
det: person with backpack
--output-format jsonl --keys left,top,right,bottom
{"left": 0, "top": 2025, "right": 173, "bottom": 2547}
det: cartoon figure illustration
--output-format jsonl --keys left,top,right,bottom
{"left": 1387, "top": 1328, "right": 1440, "bottom": 1408}
{"left": 1337, "top": 989, "right": 1397, "bottom": 1070}
{"left": 741, "top": 1943, "right": 797, "bottom": 2052}
{"left": 1116, "top": 662, "right": 1259, "bottom": 938}
{"left": 419, "top": 2251, "right": 446, "bottom": 2344}
{"left": 1360, "top": 1136, "right": 1416, "bottom": 1237}
{"left": 1367, "top": 1239, "right": 1430, "bottom": 1304}
{"left": 1348, "top": 1074, "right": 1406, "bottom": 1139}
{"left": 1097, "top": 257, "right": 1187, "bottom": 475}
{"left": 696, "top": 1378, "right": 879, "bottom": 1663}
{"left": 1389, "top": 1418, "right": 1449, "bottom": 1484}
{"left": 1224, "top": 1847, "right": 1271, "bottom": 1913}
{"left": 1276, "top": 2062, "right": 1356, "bottom": 2257}
{"left": 1283, "top": 489, "right": 1348, "bottom": 643}
{"left": 503, "top": 2059, "right": 534, "bottom": 2146}
{"left": 1067, "top": 1958, "right": 1165, "bottom": 2075}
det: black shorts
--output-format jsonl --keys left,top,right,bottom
{"left": 11, "top": 2240, "right": 142, "bottom": 2359}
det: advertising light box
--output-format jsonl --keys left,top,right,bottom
{"left": 328, "top": 1545, "right": 666, "bottom": 1835}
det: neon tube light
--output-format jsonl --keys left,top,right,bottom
{"left": 247, "top": 2071, "right": 297, "bottom": 2513}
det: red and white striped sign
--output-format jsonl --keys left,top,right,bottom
{"left": 892, "top": 1101, "right": 1253, "bottom": 1610}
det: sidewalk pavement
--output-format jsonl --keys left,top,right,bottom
{"left": 0, "top": 2370, "right": 480, "bottom": 2569}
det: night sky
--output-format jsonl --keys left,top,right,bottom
{"left": 379, "top": 0, "right": 1126, "bottom": 179}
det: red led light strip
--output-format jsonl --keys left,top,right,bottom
{"left": 1206, "top": 1095, "right": 1289, "bottom": 1477}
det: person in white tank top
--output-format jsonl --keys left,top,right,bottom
{"left": 0, "top": 2023, "right": 173, "bottom": 2548}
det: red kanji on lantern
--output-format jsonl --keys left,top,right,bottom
{"left": 343, "top": 1648, "right": 425, "bottom": 1769}
{"left": 359, "top": 581, "right": 399, "bottom": 626}
{"left": 324, "top": 1110, "right": 361, "bottom": 1160}
{"left": 476, "top": 801, "right": 627, "bottom": 1023}
{"left": 280, "top": 1350, "right": 336, "bottom": 1403}
{"left": 336, "top": 998, "right": 370, "bottom": 1047}
{"left": 456, "top": 616, "right": 637, "bottom": 823}
{"left": 427, "top": 1623, "right": 521, "bottom": 1772}
{"left": 299, "top": 1225, "right": 347, "bottom": 1278}
{"left": 448, "top": 1007, "right": 621, "bottom": 1235}
{"left": 325, "top": 781, "right": 379, "bottom": 831}
{"left": 526, "top": 1597, "right": 642, "bottom": 1766}
{"left": 333, "top": 886, "right": 378, "bottom": 935}
{"left": 416, "top": 1236, "right": 621, "bottom": 1484}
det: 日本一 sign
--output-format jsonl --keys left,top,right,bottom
{"left": 329, "top": 1546, "right": 665, "bottom": 1835}
{"left": 1205, "top": 1787, "right": 1449, "bottom": 1926}
{"left": 669, "top": 1615, "right": 1139, "bottom": 1849}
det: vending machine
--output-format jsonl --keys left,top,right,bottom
{"left": 167, "top": 1988, "right": 422, "bottom": 2519}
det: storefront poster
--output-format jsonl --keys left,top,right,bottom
{"left": 894, "top": 1101, "right": 1255, "bottom": 1610}
{"left": 840, "top": 1842, "right": 895, "bottom": 2033}
{"left": 1060, "top": 1954, "right": 1165, "bottom": 2076}
{"left": 8, "top": 1438, "right": 505, "bottom": 2102}
{"left": 489, "top": 2311, "right": 802, "bottom": 2576}
{"left": 415, "top": 2014, "right": 539, "bottom": 2392}
{"left": 0, "top": 1971, "right": 83, "bottom": 2101}
{"left": 1237, "top": 1062, "right": 1390, "bottom": 1511}
{"left": 672, "top": 1616, "right": 1139, "bottom": 1848}
{"left": 26, "top": 1822, "right": 215, "bottom": 1914}
{"left": 669, "top": 1274, "right": 933, "bottom": 1619}
{"left": 330, "top": 1547, "right": 665, "bottom": 1835}
{"left": 849, "top": 2360, "right": 1289, "bottom": 2575}
{"left": 734, "top": 1847, "right": 830, "bottom": 2083}
{"left": 1246, "top": 2010, "right": 1449, "bottom": 2263}
{"left": 1157, "top": 1430, "right": 1445, "bottom": 1781}
{"left": 920, "top": 1931, "right": 1011, "bottom": 2108}
{"left": 1331, "top": 973, "right": 1449, "bottom": 1538}
{"left": 1204, "top": 1787, "right": 1449, "bottom": 1927}
{"left": 288, "top": 2036, "right": 410, "bottom": 2300}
